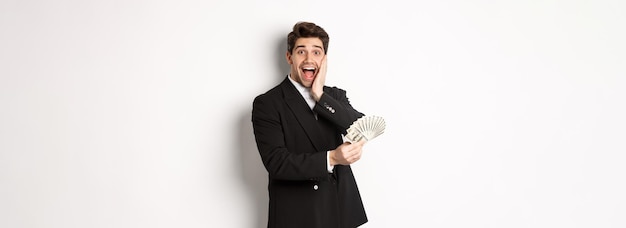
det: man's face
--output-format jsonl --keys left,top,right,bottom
{"left": 286, "top": 37, "right": 325, "bottom": 88}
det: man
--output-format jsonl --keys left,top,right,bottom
{"left": 251, "top": 22, "right": 368, "bottom": 228}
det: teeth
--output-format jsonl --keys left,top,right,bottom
{"left": 303, "top": 67, "right": 316, "bottom": 71}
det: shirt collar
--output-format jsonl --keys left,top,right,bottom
{"left": 287, "top": 74, "right": 316, "bottom": 110}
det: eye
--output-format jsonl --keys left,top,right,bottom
{"left": 297, "top": 50, "right": 305, "bottom": 55}
{"left": 313, "top": 51, "right": 320, "bottom": 55}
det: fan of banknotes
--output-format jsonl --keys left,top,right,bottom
{"left": 345, "top": 115, "right": 386, "bottom": 143}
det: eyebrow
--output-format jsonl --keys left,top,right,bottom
{"left": 295, "top": 45, "right": 323, "bottom": 50}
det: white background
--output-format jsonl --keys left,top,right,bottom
{"left": 1, "top": 0, "right": 625, "bottom": 227}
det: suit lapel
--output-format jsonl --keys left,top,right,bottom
{"left": 280, "top": 78, "right": 326, "bottom": 152}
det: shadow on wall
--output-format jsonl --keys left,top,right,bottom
{"left": 276, "top": 33, "right": 290, "bottom": 80}
{"left": 237, "top": 35, "right": 288, "bottom": 227}
{"left": 238, "top": 112, "right": 268, "bottom": 227}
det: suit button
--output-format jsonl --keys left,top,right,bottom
{"left": 313, "top": 185, "right": 319, "bottom": 190}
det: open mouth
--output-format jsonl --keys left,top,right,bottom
{"left": 302, "top": 66, "right": 317, "bottom": 80}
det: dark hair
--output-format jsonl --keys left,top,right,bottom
{"left": 287, "top": 22, "right": 329, "bottom": 54}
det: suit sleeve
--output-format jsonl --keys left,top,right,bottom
{"left": 252, "top": 95, "right": 329, "bottom": 181}
{"left": 314, "top": 86, "right": 365, "bottom": 133}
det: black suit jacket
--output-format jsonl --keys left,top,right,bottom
{"left": 252, "top": 77, "right": 368, "bottom": 228}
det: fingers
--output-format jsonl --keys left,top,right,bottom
{"left": 333, "top": 137, "right": 368, "bottom": 165}
{"left": 319, "top": 57, "right": 327, "bottom": 82}
{"left": 310, "top": 55, "right": 328, "bottom": 100}
{"left": 339, "top": 140, "right": 365, "bottom": 164}
{"left": 346, "top": 150, "right": 362, "bottom": 164}
{"left": 350, "top": 140, "right": 365, "bottom": 162}
{"left": 353, "top": 139, "right": 366, "bottom": 147}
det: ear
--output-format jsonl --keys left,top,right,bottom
{"left": 285, "top": 51, "right": 293, "bottom": 65}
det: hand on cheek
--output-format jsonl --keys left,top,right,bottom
{"left": 312, "top": 56, "right": 327, "bottom": 101}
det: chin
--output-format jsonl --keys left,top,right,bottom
{"left": 303, "top": 79, "right": 315, "bottom": 87}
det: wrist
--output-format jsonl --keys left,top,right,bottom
{"left": 328, "top": 150, "right": 337, "bottom": 166}
{"left": 312, "top": 91, "right": 323, "bottom": 101}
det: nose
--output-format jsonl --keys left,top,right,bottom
{"left": 304, "top": 53, "right": 315, "bottom": 63}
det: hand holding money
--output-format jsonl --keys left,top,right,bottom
{"left": 329, "top": 140, "right": 366, "bottom": 166}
